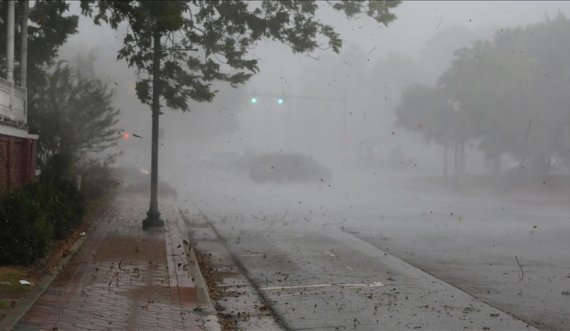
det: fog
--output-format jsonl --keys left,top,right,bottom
{"left": 59, "top": 1, "right": 570, "bottom": 182}
{"left": 55, "top": 2, "right": 570, "bottom": 329}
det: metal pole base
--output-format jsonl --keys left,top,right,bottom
{"left": 143, "top": 208, "right": 164, "bottom": 230}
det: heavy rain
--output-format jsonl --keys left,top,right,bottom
{"left": 1, "top": 1, "right": 570, "bottom": 331}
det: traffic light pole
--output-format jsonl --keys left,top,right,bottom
{"left": 250, "top": 93, "right": 344, "bottom": 104}
{"left": 249, "top": 92, "right": 347, "bottom": 162}
{"left": 143, "top": 28, "right": 164, "bottom": 230}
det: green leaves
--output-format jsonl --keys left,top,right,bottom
{"left": 32, "top": 61, "right": 120, "bottom": 164}
{"left": 396, "top": 15, "right": 570, "bottom": 174}
{"left": 332, "top": 0, "right": 400, "bottom": 24}
{"left": 396, "top": 84, "right": 453, "bottom": 146}
{"left": 135, "top": 79, "right": 151, "bottom": 105}
{"left": 0, "top": 0, "right": 78, "bottom": 108}
{"left": 320, "top": 24, "right": 342, "bottom": 53}
{"left": 80, "top": 0, "right": 399, "bottom": 112}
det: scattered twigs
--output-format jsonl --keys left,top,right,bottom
{"left": 515, "top": 256, "right": 524, "bottom": 281}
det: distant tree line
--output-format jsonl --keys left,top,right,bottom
{"left": 395, "top": 16, "right": 570, "bottom": 180}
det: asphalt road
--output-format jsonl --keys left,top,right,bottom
{"left": 180, "top": 171, "right": 570, "bottom": 330}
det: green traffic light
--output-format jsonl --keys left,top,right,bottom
{"left": 277, "top": 98, "right": 284, "bottom": 105}
{"left": 251, "top": 97, "right": 257, "bottom": 104}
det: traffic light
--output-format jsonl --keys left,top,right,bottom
{"left": 122, "top": 131, "right": 131, "bottom": 140}
{"left": 250, "top": 96, "right": 285, "bottom": 105}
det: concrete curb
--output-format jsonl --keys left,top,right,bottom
{"left": 334, "top": 227, "right": 540, "bottom": 331}
{"left": 172, "top": 207, "right": 221, "bottom": 331}
{"left": 205, "top": 216, "right": 289, "bottom": 331}
{"left": 180, "top": 210, "right": 285, "bottom": 331}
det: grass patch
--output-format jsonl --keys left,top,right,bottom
{"left": 0, "top": 299, "right": 14, "bottom": 309}
{"left": 0, "top": 267, "right": 31, "bottom": 293}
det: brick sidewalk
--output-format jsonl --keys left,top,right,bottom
{"left": 12, "top": 195, "right": 218, "bottom": 331}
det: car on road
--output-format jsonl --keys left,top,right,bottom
{"left": 248, "top": 152, "right": 332, "bottom": 184}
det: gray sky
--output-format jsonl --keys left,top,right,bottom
{"left": 247, "top": 1, "right": 570, "bottom": 87}
{"left": 66, "top": 1, "right": 570, "bottom": 79}
{"left": 60, "top": 1, "right": 570, "bottom": 171}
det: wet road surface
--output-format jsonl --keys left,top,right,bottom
{"left": 182, "top": 173, "right": 569, "bottom": 330}
{"left": 193, "top": 212, "right": 537, "bottom": 330}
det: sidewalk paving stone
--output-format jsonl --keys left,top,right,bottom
{"left": 11, "top": 195, "right": 218, "bottom": 331}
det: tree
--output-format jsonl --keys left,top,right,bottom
{"left": 0, "top": 0, "right": 83, "bottom": 172}
{"left": 32, "top": 61, "right": 119, "bottom": 166}
{"left": 440, "top": 16, "right": 570, "bottom": 177}
{"left": 395, "top": 84, "right": 460, "bottom": 178}
{"left": 396, "top": 15, "right": 570, "bottom": 179}
{"left": 79, "top": 0, "right": 401, "bottom": 228}
{"left": 80, "top": 1, "right": 399, "bottom": 111}
{"left": 396, "top": 85, "right": 448, "bottom": 146}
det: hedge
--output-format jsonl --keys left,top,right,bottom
{"left": 0, "top": 180, "right": 85, "bottom": 265}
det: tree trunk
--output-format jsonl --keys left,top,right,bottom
{"left": 453, "top": 139, "right": 458, "bottom": 185}
{"left": 20, "top": 0, "right": 28, "bottom": 90}
{"left": 459, "top": 141, "right": 466, "bottom": 178}
{"left": 443, "top": 142, "right": 448, "bottom": 179}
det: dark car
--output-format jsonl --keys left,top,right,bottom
{"left": 115, "top": 165, "right": 177, "bottom": 197}
{"left": 248, "top": 152, "right": 332, "bottom": 183}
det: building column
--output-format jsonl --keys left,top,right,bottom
{"left": 6, "top": 0, "right": 15, "bottom": 83}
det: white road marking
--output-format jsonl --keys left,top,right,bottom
{"left": 240, "top": 252, "right": 336, "bottom": 257}
{"left": 216, "top": 283, "right": 251, "bottom": 288}
{"left": 260, "top": 281, "right": 384, "bottom": 291}
{"left": 274, "top": 288, "right": 337, "bottom": 298}
{"left": 238, "top": 253, "right": 287, "bottom": 257}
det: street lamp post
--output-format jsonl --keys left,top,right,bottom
{"left": 143, "top": 28, "right": 165, "bottom": 229}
